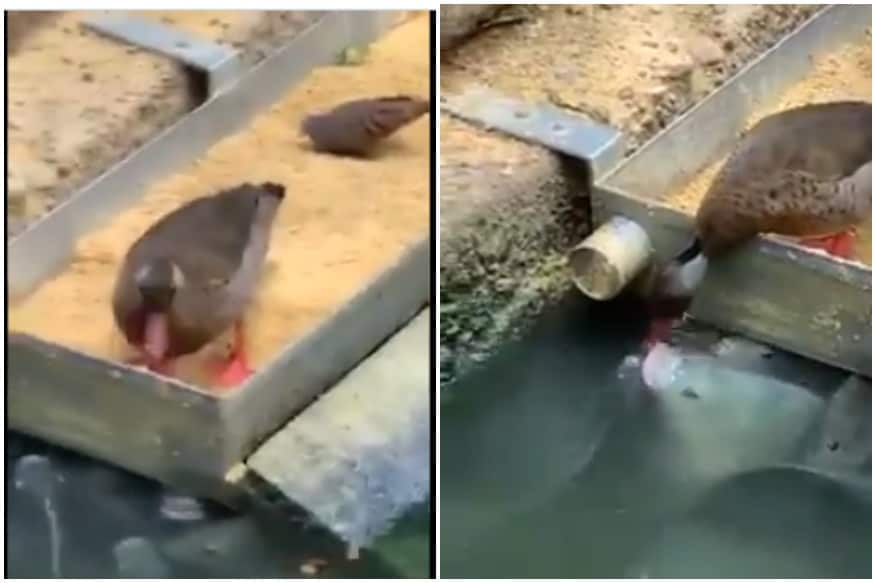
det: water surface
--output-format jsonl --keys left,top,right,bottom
{"left": 7, "top": 431, "right": 430, "bottom": 578}
{"left": 441, "top": 292, "right": 870, "bottom": 578}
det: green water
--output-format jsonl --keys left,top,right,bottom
{"left": 371, "top": 501, "right": 432, "bottom": 577}
{"left": 440, "top": 293, "right": 871, "bottom": 578}
{"left": 7, "top": 432, "right": 430, "bottom": 578}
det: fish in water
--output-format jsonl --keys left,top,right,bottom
{"left": 112, "top": 182, "right": 286, "bottom": 388}
{"left": 645, "top": 101, "right": 871, "bottom": 346}
{"left": 301, "top": 95, "right": 430, "bottom": 157}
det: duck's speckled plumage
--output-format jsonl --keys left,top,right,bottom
{"left": 651, "top": 101, "right": 871, "bottom": 304}
{"left": 695, "top": 101, "right": 871, "bottom": 256}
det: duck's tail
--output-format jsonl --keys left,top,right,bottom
{"left": 652, "top": 237, "right": 709, "bottom": 300}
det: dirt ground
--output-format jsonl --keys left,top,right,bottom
{"left": 6, "top": 10, "right": 321, "bottom": 239}
{"left": 8, "top": 13, "right": 431, "bottom": 392}
{"left": 440, "top": 5, "right": 506, "bottom": 53}
{"left": 6, "top": 11, "right": 64, "bottom": 53}
{"left": 439, "top": 4, "right": 826, "bottom": 387}
{"left": 441, "top": 5, "right": 822, "bottom": 155}
{"left": 667, "top": 31, "right": 872, "bottom": 265}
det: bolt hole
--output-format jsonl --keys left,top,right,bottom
{"left": 175, "top": 41, "right": 190, "bottom": 49}
{"left": 514, "top": 109, "right": 529, "bottom": 119}
{"left": 827, "top": 440, "right": 840, "bottom": 451}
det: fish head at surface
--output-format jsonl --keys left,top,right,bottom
{"left": 134, "top": 257, "right": 184, "bottom": 311}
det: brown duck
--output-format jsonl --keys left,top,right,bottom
{"left": 112, "top": 182, "right": 286, "bottom": 388}
{"left": 654, "top": 100, "right": 871, "bottom": 301}
{"left": 644, "top": 101, "right": 871, "bottom": 348}
{"left": 301, "top": 95, "right": 430, "bottom": 157}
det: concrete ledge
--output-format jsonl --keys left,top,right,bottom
{"left": 440, "top": 116, "right": 591, "bottom": 387}
{"left": 247, "top": 309, "right": 430, "bottom": 548}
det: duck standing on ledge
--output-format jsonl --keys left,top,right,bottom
{"left": 301, "top": 95, "right": 430, "bottom": 157}
{"left": 646, "top": 101, "right": 871, "bottom": 346}
{"left": 112, "top": 182, "right": 286, "bottom": 388}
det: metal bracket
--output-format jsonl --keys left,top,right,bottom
{"left": 441, "top": 86, "right": 626, "bottom": 180}
{"left": 82, "top": 14, "right": 243, "bottom": 97}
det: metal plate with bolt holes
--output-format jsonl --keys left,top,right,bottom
{"left": 596, "top": 4, "right": 872, "bottom": 377}
{"left": 441, "top": 86, "right": 626, "bottom": 180}
{"left": 82, "top": 14, "right": 244, "bottom": 97}
{"left": 248, "top": 309, "right": 431, "bottom": 548}
{"left": 8, "top": 10, "right": 427, "bottom": 503}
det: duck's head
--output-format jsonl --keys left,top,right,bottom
{"left": 648, "top": 238, "right": 710, "bottom": 305}
{"left": 375, "top": 95, "right": 431, "bottom": 116}
{"left": 299, "top": 113, "right": 321, "bottom": 137}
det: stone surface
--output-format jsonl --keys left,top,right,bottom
{"left": 248, "top": 310, "right": 430, "bottom": 547}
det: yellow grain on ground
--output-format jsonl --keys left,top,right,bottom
{"left": 8, "top": 13, "right": 431, "bottom": 391}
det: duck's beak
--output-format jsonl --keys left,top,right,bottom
{"left": 143, "top": 312, "right": 170, "bottom": 361}
{"left": 652, "top": 252, "right": 709, "bottom": 301}
{"left": 647, "top": 235, "right": 710, "bottom": 302}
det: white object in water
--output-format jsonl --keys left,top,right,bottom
{"left": 568, "top": 216, "right": 654, "bottom": 300}
{"left": 617, "top": 354, "right": 643, "bottom": 380}
{"left": 347, "top": 543, "right": 361, "bottom": 560}
{"left": 160, "top": 492, "right": 206, "bottom": 522}
{"left": 641, "top": 342, "right": 683, "bottom": 391}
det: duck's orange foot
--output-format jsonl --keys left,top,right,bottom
{"left": 799, "top": 230, "right": 856, "bottom": 260}
{"left": 644, "top": 317, "right": 678, "bottom": 350}
{"left": 209, "top": 322, "right": 254, "bottom": 389}
{"left": 213, "top": 354, "right": 254, "bottom": 388}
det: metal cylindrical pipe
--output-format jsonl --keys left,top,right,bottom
{"left": 568, "top": 216, "right": 653, "bottom": 301}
